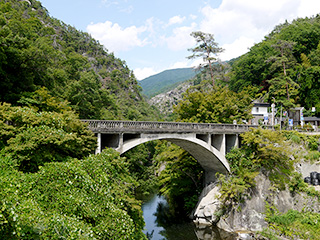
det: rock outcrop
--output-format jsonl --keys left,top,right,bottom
{"left": 193, "top": 169, "right": 320, "bottom": 236}
{"left": 148, "top": 81, "right": 193, "bottom": 117}
{"left": 193, "top": 183, "right": 222, "bottom": 226}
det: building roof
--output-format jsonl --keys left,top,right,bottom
{"left": 253, "top": 102, "right": 270, "bottom": 107}
{"left": 304, "top": 117, "right": 320, "bottom": 121}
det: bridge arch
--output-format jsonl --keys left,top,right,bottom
{"left": 118, "top": 133, "right": 230, "bottom": 174}
{"left": 97, "top": 132, "right": 237, "bottom": 184}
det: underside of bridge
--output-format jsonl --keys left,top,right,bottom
{"left": 95, "top": 132, "right": 239, "bottom": 185}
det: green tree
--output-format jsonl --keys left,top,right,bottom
{"left": 188, "top": 31, "right": 224, "bottom": 85}
{"left": 174, "top": 86, "right": 253, "bottom": 124}
{"left": 64, "top": 71, "right": 117, "bottom": 119}
{"left": 229, "top": 40, "right": 273, "bottom": 92}
{"left": 0, "top": 89, "right": 96, "bottom": 172}
{"left": 123, "top": 142, "right": 159, "bottom": 198}
{"left": 157, "top": 143, "right": 204, "bottom": 217}
{"left": 0, "top": 149, "right": 147, "bottom": 239}
{"left": 218, "top": 128, "right": 296, "bottom": 208}
{"left": 267, "top": 40, "right": 299, "bottom": 109}
{"left": 298, "top": 66, "right": 320, "bottom": 116}
{"left": 0, "top": 0, "right": 159, "bottom": 121}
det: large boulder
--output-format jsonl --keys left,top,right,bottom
{"left": 193, "top": 183, "right": 222, "bottom": 226}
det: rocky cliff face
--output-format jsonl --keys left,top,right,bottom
{"left": 193, "top": 161, "right": 320, "bottom": 238}
{"left": 148, "top": 81, "right": 193, "bottom": 118}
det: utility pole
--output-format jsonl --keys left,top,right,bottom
{"left": 271, "top": 103, "right": 275, "bottom": 127}
{"left": 280, "top": 105, "right": 283, "bottom": 131}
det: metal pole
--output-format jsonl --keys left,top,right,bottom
{"left": 271, "top": 103, "right": 275, "bottom": 127}
{"left": 280, "top": 105, "right": 282, "bottom": 131}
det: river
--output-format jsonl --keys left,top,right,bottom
{"left": 142, "top": 194, "right": 234, "bottom": 240}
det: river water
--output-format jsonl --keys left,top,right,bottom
{"left": 142, "top": 194, "right": 234, "bottom": 240}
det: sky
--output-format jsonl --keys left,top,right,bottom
{"left": 40, "top": 0, "right": 320, "bottom": 80}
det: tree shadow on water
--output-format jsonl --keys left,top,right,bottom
{"left": 153, "top": 201, "right": 198, "bottom": 240}
{"left": 153, "top": 200, "right": 236, "bottom": 240}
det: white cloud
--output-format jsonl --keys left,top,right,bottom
{"left": 197, "top": 0, "right": 318, "bottom": 61}
{"left": 169, "top": 60, "right": 194, "bottom": 69}
{"left": 92, "top": 0, "right": 320, "bottom": 76}
{"left": 164, "top": 22, "right": 197, "bottom": 51}
{"left": 87, "top": 21, "right": 148, "bottom": 53}
{"left": 134, "top": 67, "right": 159, "bottom": 80}
{"left": 167, "top": 15, "right": 186, "bottom": 27}
{"left": 298, "top": 0, "right": 320, "bottom": 17}
{"left": 220, "top": 36, "right": 255, "bottom": 61}
{"left": 189, "top": 14, "right": 197, "bottom": 20}
{"left": 101, "top": 0, "right": 119, "bottom": 7}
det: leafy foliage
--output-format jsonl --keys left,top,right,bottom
{"left": 156, "top": 143, "right": 204, "bottom": 218}
{"left": 241, "top": 128, "right": 294, "bottom": 189}
{"left": 0, "top": 149, "right": 146, "bottom": 239}
{"left": 174, "top": 86, "right": 253, "bottom": 124}
{"left": 0, "top": 90, "right": 96, "bottom": 172}
{"left": 229, "top": 16, "right": 320, "bottom": 115}
{"left": 0, "top": 90, "right": 147, "bottom": 239}
{"left": 262, "top": 203, "right": 320, "bottom": 239}
{"left": 123, "top": 142, "right": 159, "bottom": 198}
{"left": 217, "top": 129, "right": 320, "bottom": 239}
{"left": 218, "top": 128, "right": 296, "bottom": 207}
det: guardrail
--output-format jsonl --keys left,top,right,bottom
{"left": 81, "top": 120, "right": 273, "bottom": 133}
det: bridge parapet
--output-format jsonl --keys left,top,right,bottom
{"left": 82, "top": 120, "right": 271, "bottom": 134}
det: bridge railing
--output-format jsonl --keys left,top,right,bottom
{"left": 82, "top": 120, "right": 273, "bottom": 133}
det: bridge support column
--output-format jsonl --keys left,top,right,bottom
{"left": 205, "top": 170, "right": 217, "bottom": 185}
{"left": 211, "top": 134, "right": 226, "bottom": 156}
{"left": 226, "top": 134, "right": 239, "bottom": 153}
{"left": 118, "top": 133, "right": 124, "bottom": 153}
{"left": 95, "top": 133, "right": 102, "bottom": 154}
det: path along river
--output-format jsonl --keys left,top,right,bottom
{"left": 141, "top": 194, "right": 234, "bottom": 240}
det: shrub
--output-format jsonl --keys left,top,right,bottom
{"left": 0, "top": 149, "right": 147, "bottom": 239}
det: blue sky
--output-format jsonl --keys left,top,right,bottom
{"left": 41, "top": 0, "right": 320, "bottom": 80}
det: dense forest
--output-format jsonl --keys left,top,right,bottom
{"left": 139, "top": 68, "right": 196, "bottom": 98}
{"left": 228, "top": 16, "right": 320, "bottom": 115}
{"left": 0, "top": 0, "right": 160, "bottom": 121}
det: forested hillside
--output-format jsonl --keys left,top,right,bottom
{"left": 0, "top": 0, "right": 160, "bottom": 120}
{"left": 139, "top": 68, "right": 196, "bottom": 98}
{"left": 229, "top": 16, "right": 320, "bottom": 116}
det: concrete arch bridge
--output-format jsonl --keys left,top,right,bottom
{"left": 83, "top": 120, "right": 266, "bottom": 184}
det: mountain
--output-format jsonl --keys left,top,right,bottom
{"left": 0, "top": 0, "right": 160, "bottom": 121}
{"left": 139, "top": 68, "right": 197, "bottom": 98}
